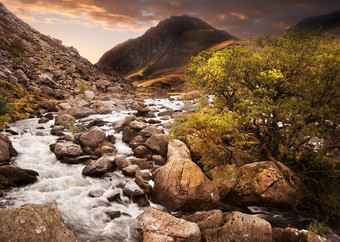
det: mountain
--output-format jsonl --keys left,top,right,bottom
{"left": 289, "top": 10, "right": 340, "bottom": 37}
{"left": 97, "top": 15, "right": 238, "bottom": 92}
{"left": 0, "top": 3, "right": 131, "bottom": 121}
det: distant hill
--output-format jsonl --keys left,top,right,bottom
{"left": 97, "top": 15, "right": 238, "bottom": 92}
{"left": 289, "top": 10, "right": 340, "bottom": 37}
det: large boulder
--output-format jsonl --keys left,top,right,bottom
{"left": 145, "top": 134, "right": 168, "bottom": 157}
{"left": 138, "top": 208, "right": 201, "bottom": 241}
{"left": 152, "top": 156, "right": 220, "bottom": 212}
{"left": 79, "top": 126, "right": 106, "bottom": 148}
{"left": 0, "top": 204, "right": 76, "bottom": 242}
{"left": 0, "top": 165, "right": 38, "bottom": 188}
{"left": 0, "top": 134, "right": 17, "bottom": 165}
{"left": 54, "top": 141, "right": 83, "bottom": 160}
{"left": 122, "top": 126, "right": 140, "bottom": 143}
{"left": 211, "top": 161, "right": 298, "bottom": 207}
{"left": 167, "top": 139, "right": 191, "bottom": 161}
{"left": 82, "top": 155, "right": 116, "bottom": 177}
{"left": 183, "top": 210, "right": 223, "bottom": 232}
{"left": 203, "top": 212, "right": 272, "bottom": 242}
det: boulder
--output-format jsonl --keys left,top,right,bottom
{"left": 140, "top": 126, "right": 163, "bottom": 137}
{"left": 152, "top": 155, "right": 166, "bottom": 166}
{"left": 84, "top": 90, "right": 95, "bottom": 102}
{"left": 133, "top": 145, "right": 153, "bottom": 159}
{"left": 211, "top": 161, "right": 298, "bottom": 207}
{"left": 114, "top": 156, "right": 131, "bottom": 170}
{"left": 167, "top": 139, "right": 191, "bottom": 161}
{"left": 138, "top": 208, "right": 201, "bottom": 242}
{"left": 0, "top": 134, "right": 17, "bottom": 165}
{"left": 130, "top": 158, "right": 153, "bottom": 169}
{"left": 183, "top": 209, "right": 223, "bottom": 232}
{"left": 0, "top": 165, "right": 38, "bottom": 188}
{"left": 113, "top": 115, "right": 135, "bottom": 132}
{"left": 158, "top": 108, "right": 174, "bottom": 117}
{"left": 203, "top": 212, "right": 272, "bottom": 242}
{"left": 54, "top": 114, "right": 76, "bottom": 129}
{"left": 145, "top": 134, "right": 168, "bottom": 157}
{"left": 64, "top": 107, "right": 96, "bottom": 119}
{"left": 122, "top": 126, "right": 139, "bottom": 143}
{"left": 54, "top": 141, "right": 83, "bottom": 159}
{"left": 129, "top": 120, "right": 147, "bottom": 131}
{"left": 41, "top": 99, "right": 58, "bottom": 112}
{"left": 82, "top": 155, "right": 116, "bottom": 177}
{"left": 122, "top": 164, "right": 140, "bottom": 176}
{"left": 0, "top": 204, "right": 76, "bottom": 242}
{"left": 152, "top": 156, "right": 220, "bottom": 212}
{"left": 136, "top": 106, "right": 150, "bottom": 116}
{"left": 79, "top": 126, "right": 106, "bottom": 148}
{"left": 272, "top": 227, "right": 327, "bottom": 242}
{"left": 129, "top": 135, "right": 147, "bottom": 150}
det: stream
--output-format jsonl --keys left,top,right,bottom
{"left": 0, "top": 96, "right": 338, "bottom": 241}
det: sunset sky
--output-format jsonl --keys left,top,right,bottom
{"left": 3, "top": 0, "right": 339, "bottom": 63}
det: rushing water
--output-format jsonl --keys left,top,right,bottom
{"left": 1, "top": 96, "right": 338, "bottom": 241}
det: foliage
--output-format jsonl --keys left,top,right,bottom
{"left": 171, "top": 30, "right": 340, "bottom": 224}
{"left": 307, "top": 221, "right": 330, "bottom": 236}
{"left": 76, "top": 81, "right": 88, "bottom": 94}
{"left": 0, "top": 94, "right": 12, "bottom": 116}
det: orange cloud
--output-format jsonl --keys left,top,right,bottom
{"left": 230, "top": 12, "right": 248, "bottom": 20}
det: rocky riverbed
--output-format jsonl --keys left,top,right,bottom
{"left": 0, "top": 94, "right": 338, "bottom": 241}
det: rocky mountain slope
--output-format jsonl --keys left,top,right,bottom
{"left": 289, "top": 10, "right": 340, "bottom": 37}
{"left": 97, "top": 15, "right": 238, "bottom": 93}
{"left": 0, "top": 3, "right": 133, "bottom": 122}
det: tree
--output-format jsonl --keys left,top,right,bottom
{"left": 186, "top": 30, "right": 339, "bottom": 168}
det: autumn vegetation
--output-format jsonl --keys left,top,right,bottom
{"left": 171, "top": 30, "right": 340, "bottom": 226}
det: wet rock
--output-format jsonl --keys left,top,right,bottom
{"left": 183, "top": 209, "right": 223, "bottom": 232}
{"left": 136, "top": 170, "right": 152, "bottom": 180}
{"left": 113, "top": 115, "right": 135, "bottom": 132}
{"left": 145, "top": 134, "right": 168, "bottom": 157}
{"left": 61, "top": 155, "right": 98, "bottom": 164}
{"left": 147, "top": 118, "right": 161, "bottom": 124}
{"left": 152, "top": 156, "right": 220, "bottom": 212}
{"left": 54, "top": 141, "right": 83, "bottom": 159}
{"left": 203, "top": 212, "right": 272, "bottom": 242}
{"left": 133, "top": 145, "right": 153, "bottom": 159}
{"left": 105, "top": 211, "right": 121, "bottom": 220}
{"left": 79, "top": 126, "right": 106, "bottom": 148}
{"left": 50, "top": 126, "right": 64, "bottom": 136}
{"left": 133, "top": 195, "right": 150, "bottom": 207}
{"left": 88, "top": 188, "right": 105, "bottom": 198}
{"left": 167, "top": 139, "right": 191, "bottom": 161}
{"left": 54, "top": 114, "right": 76, "bottom": 129}
{"left": 122, "top": 164, "right": 140, "bottom": 176}
{"left": 138, "top": 208, "right": 201, "bottom": 241}
{"left": 0, "top": 165, "right": 38, "bottom": 188}
{"left": 158, "top": 108, "right": 174, "bottom": 116}
{"left": 211, "top": 161, "right": 298, "bottom": 207}
{"left": 82, "top": 155, "right": 116, "bottom": 177}
{"left": 106, "top": 191, "right": 121, "bottom": 202}
{"left": 114, "top": 157, "right": 131, "bottom": 170}
{"left": 86, "top": 118, "right": 106, "bottom": 129}
{"left": 38, "top": 117, "right": 50, "bottom": 123}
{"left": 136, "top": 106, "right": 150, "bottom": 116}
{"left": 123, "top": 186, "right": 145, "bottom": 197}
{"left": 130, "top": 120, "right": 147, "bottom": 131}
{"left": 135, "top": 175, "right": 153, "bottom": 195}
{"left": 130, "top": 158, "right": 153, "bottom": 169}
{"left": 145, "top": 112, "right": 156, "bottom": 118}
{"left": 272, "top": 227, "right": 328, "bottom": 242}
{"left": 139, "top": 125, "right": 164, "bottom": 138}
{"left": 0, "top": 204, "right": 76, "bottom": 242}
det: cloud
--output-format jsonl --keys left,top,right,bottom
{"left": 3, "top": 0, "right": 340, "bottom": 38}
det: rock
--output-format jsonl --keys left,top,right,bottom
{"left": 158, "top": 108, "right": 174, "bottom": 116}
{"left": 135, "top": 175, "right": 153, "bottom": 195}
{"left": 152, "top": 155, "right": 166, "bottom": 166}
{"left": 86, "top": 118, "right": 106, "bottom": 129}
{"left": 84, "top": 90, "right": 95, "bottom": 102}
{"left": 114, "top": 156, "right": 131, "bottom": 170}
{"left": 133, "top": 195, "right": 150, "bottom": 207}
{"left": 212, "top": 161, "right": 298, "bottom": 207}
{"left": 82, "top": 155, "right": 116, "bottom": 177}
{"left": 138, "top": 208, "right": 201, "bottom": 241}
{"left": 94, "top": 143, "right": 117, "bottom": 157}
{"left": 106, "top": 191, "right": 121, "bottom": 202}
{"left": 139, "top": 126, "right": 164, "bottom": 138}
{"left": 50, "top": 126, "right": 64, "bottom": 136}
{"left": 122, "top": 126, "right": 139, "bottom": 143}
{"left": 8, "top": 75, "right": 18, "bottom": 85}
{"left": 145, "top": 134, "right": 168, "bottom": 157}
{"left": 54, "top": 141, "right": 83, "bottom": 159}
{"left": 79, "top": 126, "right": 106, "bottom": 148}
{"left": 133, "top": 145, "right": 153, "bottom": 159}
{"left": 152, "top": 156, "right": 220, "bottom": 212}
{"left": 0, "top": 204, "right": 76, "bottom": 242}
{"left": 167, "top": 139, "right": 191, "bottom": 161}
{"left": 96, "top": 79, "right": 111, "bottom": 91}
{"left": 93, "top": 100, "right": 117, "bottom": 114}
{"left": 60, "top": 155, "right": 98, "bottom": 164}
{"left": 136, "top": 170, "right": 152, "bottom": 180}
{"left": 272, "top": 227, "right": 328, "bottom": 242}
{"left": 129, "top": 135, "right": 147, "bottom": 150}
{"left": 38, "top": 117, "right": 50, "bottom": 123}
{"left": 65, "top": 107, "right": 96, "bottom": 119}
{"left": 0, "top": 134, "right": 17, "bottom": 165}
{"left": 183, "top": 210, "right": 223, "bottom": 232}
{"left": 136, "top": 106, "right": 150, "bottom": 116}
{"left": 88, "top": 188, "right": 105, "bottom": 197}
{"left": 41, "top": 99, "right": 58, "bottom": 112}
{"left": 130, "top": 158, "right": 153, "bottom": 169}
{"left": 105, "top": 211, "right": 121, "bottom": 220}
{"left": 54, "top": 114, "right": 76, "bottom": 129}
{"left": 113, "top": 115, "right": 135, "bottom": 132}
{"left": 0, "top": 165, "right": 38, "bottom": 188}
{"left": 58, "top": 103, "right": 72, "bottom": 110}
{"left": 123, "top": 185, "right": 145, "bottom": 197}
{"left": 129, "top": 120, "right": 147, "bottom": 130}
{"left": 122, "top": 164, "right": 140, "bottom": 176}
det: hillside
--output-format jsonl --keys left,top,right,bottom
{"left": 97, "top": 15, "right": 238, "bottom": 93}
{"left": 289, "top": 10, "right": 340, "bottom": 37}
{"left": 0, "top": 3, "right": 131, "bottom": 122}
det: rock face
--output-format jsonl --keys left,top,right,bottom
{"left": 79, "top": 126, "right": 106, "bottom": 148}
{"left": 211, "top": 161, "right": 298, "bottom": 207}
{"left": 0, "top": 204, "right": 76, "bottom": 242}
{"left": 0, "top": 165, "right": 38, "bottom": 188}
{"left": 138, "top": 208, "right": 201, "bottom": 241}
{"left": 203, "top": 212, "right": 272, "bottom": 242}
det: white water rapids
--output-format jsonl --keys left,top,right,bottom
{"left": 0, "top": 96, "right": 185, "bottom": 241}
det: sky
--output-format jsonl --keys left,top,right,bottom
{"left": 2, "top": 0, "right": 339, "bottom": 64}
